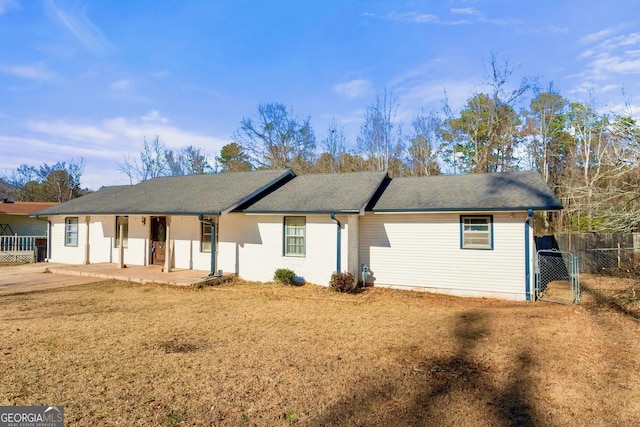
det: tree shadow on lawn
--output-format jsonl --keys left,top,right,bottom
{"left": 579, "top": 277, "right": 640, "bottom": 321}
{"left": 310, "top": 311, "right": 539, "bottom": 427}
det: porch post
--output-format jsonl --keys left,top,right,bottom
{"left": 164, "top": 216, "right": 172, "bottom": 273}
{"left": 118, "top": 219, "right": 124, "bottom": 269}
{"left": 84, "top": 216, "right": 91, "bottom": 265}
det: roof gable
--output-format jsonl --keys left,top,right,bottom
{"left": 371, "top": 171, "right": 562, "bottom": 212}
{"left": 33, "top": 170, "right": 294, "bottom": 216}
{"left": 243, "top": 171, "right": 389, "bottom": 214}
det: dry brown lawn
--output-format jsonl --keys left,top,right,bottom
{"left": 1, "top": 275, "right": 639, "bottom": 426}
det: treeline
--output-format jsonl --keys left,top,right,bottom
{"left": 218, "top": 61, "right": 640, "bottom": 234}
{"left": 1, "top": 160, "right": 86, "bottom": 203}
{"left": 4, "top": 58, "right": 639, "bottom": 234}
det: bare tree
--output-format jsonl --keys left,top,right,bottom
{"left": 232, "top": 103, "right": 316, "bottom": 171}
{"left": 118, "top": 136, "right": 169, "bottom": 184}
{"left": 317, "top": 118, "right": 347, "bottom": 173}
{"left": 166, "top": 146, "right": 211, "bottom": 176}
{"left": 407, "top": 111, "right": 442, "bottom": 176}
{"left": 357, "top": 89, "right": 404, "bottom": 175}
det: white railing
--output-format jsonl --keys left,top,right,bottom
{"left": 0, "top": 235, "right": 46, "bottom": 253}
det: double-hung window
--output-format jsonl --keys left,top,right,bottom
{"left": 65, "top": 217, "right": 78, "bottom": 247}
{"left": 284, "top": 217, "right": 305, "bottom": 256}
{"left": 115, "top": 216, "right": 129, "bottom": 248}
{"left": 461, "top": 215, "right": 493, "bottom": 249}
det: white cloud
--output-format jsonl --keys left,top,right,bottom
{"left": 580, "top": 28, "right": 617, "bottom": 44}
{"left": 450, "top": 8, "right": 481, "bottom": 17}
{"left": 2, "top": 113, "right": 229, "bottom": 189}
{"left": 333, "top": 79, "right": 374, "bottom": 99}
{"left": 0, "top": 63, "right": 55, "bottom": 81}
{"left": 141, "top": 110, "right": 168, "bottom": 124}
{"left": 578, "top": 31, "right": 640, "bottom": 81}
{"left": 110, "top": 79, "right": 131, "bottom": 90}
{"left": 26, "top": 120, "right": 113, "bottom": 142}
{"left": 44, "top": 0, "right": 113, "bottom": 53}
{"left": 0, "top": 0, "right": 19, "bottom": 15}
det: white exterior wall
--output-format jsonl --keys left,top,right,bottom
{"left": 359, "top": 211, "right": 530, "bottom": 300}
{"left": 49, "top": 215, "right": 87, "bottom": 264}
{"left": 218, "top": 213, "right": 350, "bottom": 285}
{"left": 168, "top": 216, "right": 212, "bottom": 271}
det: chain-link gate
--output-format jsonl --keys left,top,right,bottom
{"left": 536, "top": 249, "right": 580, "bottom": 304}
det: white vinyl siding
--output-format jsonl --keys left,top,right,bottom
{"left": 284, "top": 216, "right": 305, "bottom": 257}
{"left": 359, "top": 212, "right": 528, "bottom": 300}
{"left": 65, "top": 217, "right": 78, "bottom": 246}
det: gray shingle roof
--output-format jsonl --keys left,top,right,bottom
{"left": 244, "top": 171, "right": 389, "bottom": 214}
{"left": 33, "top": 170, "right": 294, "bottom": 216}
{"left": 371, "top": 171, "right": 562, "bottom": 211}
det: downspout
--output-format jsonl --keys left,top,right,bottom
{"left": 199, "top": 215, "right": 219, "bottom": 277}
{"left": 330, "top": 213, "right": 341, "bottom": 272}
{"left": 525, "top": 209, "right": 534, "bottom": 301}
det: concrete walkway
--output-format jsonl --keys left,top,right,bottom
{"left": 0, "top": 263, "right": 104, "bottom": 295}
{"left": 46, "top": 263, "right": 234, "bottom": 287}
{"left": 0, "top": 263, "right": 234, "bottom": 295}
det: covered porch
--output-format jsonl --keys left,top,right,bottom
{"left": 0, "top": 234, "right": 47, "bottom": 263}
{"left": 47, "top": 263, "right": 235, "bottom": 287}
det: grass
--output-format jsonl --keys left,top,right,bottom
{"left": 0, "top": 276, "right": 639, "bottom": 426}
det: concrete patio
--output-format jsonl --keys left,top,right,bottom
{"left": 46, "top": 263, "right": 235, "bottom": 287}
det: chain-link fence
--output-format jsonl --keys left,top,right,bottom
{"left": 536, "top": 250, "right": 580, "bottom": 304}
{"left": 577, "top": 247, "right": 640, "bottom": 277}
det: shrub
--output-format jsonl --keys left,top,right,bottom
{"left": 330, "top": 271, "right": 356, "bottom": 293}
{"left": 273, "top": 268, "right": 297, "bottom": 286}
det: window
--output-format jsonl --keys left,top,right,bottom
{"left": 65, "top": 217, "right": 78, "bottom": 247}
{"left": 115, "top": 216, "right": 129, "bottom": 248}
{"left": 461, "top": 215, "right": 493, "bottom": 249}
{"left": 201, "top": 221, "right": 212, "bottom": 252}
{"left": 284, "top": 217, "right": 305, "bottom": 256}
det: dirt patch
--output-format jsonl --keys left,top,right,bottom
{"left": 0, "top": 279, "right": 639, "bottom": 426}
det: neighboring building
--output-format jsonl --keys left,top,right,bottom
{"left": 33, "top": 169, "right": 562, "bottom": 300}
{"left": 1, "top": 200, "right": 57, "bottom": 262}
{"left": 0, "top": 200, "right": 57, "bottom": 236}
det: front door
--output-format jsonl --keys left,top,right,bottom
{"left": 151, "top": 217, "right": 167, "bottom": 266}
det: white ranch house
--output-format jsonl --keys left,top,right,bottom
{"left": 33, "top": 169, "right": 562, "bottom": 300}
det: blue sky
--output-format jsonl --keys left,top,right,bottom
{"left": 1, "top": 0, "right": 639, "bottom": 190}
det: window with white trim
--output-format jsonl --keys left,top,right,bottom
{"left": 115, "top": 216, "right": 128, "bottom": 248}
{"left": 65, "top": 217, "right": 78, "bottom": 247}
{"left": 284, "top": 216, "right": 305, "bottom": 256}
{"left": 461, "top": 215, "right": 493, "bottom": 249}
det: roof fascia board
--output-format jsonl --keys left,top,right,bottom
{"left": 372, "top": 206, "right": 563, "bottom": 214}
{"left": 244, "top": 209, "right": 360, "bottom": 215}
{"left": 34, "top": 211, "right": 223, "bottom": 217}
